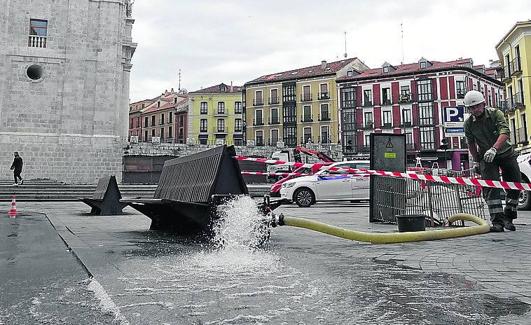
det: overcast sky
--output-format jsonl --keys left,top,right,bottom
{"left": 129, "top": 0, "right": 531, "bottom": 102}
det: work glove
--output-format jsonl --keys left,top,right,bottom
{"left": 483, "top": 147, "right": 497, "bottom": 163}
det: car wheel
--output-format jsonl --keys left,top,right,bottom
{"left": 518, "top": 190, "right": 531, "bottom": 210}
{"left": 294, "top": 188, "right": 314, "bottom": 207}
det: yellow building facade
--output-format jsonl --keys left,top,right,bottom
{"left": 496, "top": 20, "right": 531, "bottom": 153}
{"left": 187, "top": 83, "right": 243, "bottom": 145}
{"left": 244, "top": 58, "right": 369, "bottom": 147}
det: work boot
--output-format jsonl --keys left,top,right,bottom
{"left": 490, "top": 223, "right": 504, "bottom": 232}
{"left": 503, "top": 207, "right": 517, "bottom": 231}
{"left": 502, "top": 219, "right": 516, "bottom": 231}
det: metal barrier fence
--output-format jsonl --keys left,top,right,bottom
{"left": 371, "top": 174, "right": 488, "bottom": 225}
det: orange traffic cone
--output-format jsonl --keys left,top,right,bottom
{"left": 8, "top": 195, "right": 17, "bottom": 218}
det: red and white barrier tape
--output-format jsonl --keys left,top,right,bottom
{"left": 241, "top": 171, "right": 309, "bottom": 177}
{"left": 235, "top": 155, "right": 531, "bottom": 191}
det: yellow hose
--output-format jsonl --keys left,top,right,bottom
{"left": 280, "top": 213, "right": 490, "bottom": 244}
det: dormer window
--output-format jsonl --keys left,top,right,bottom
{"left": 347, "top": 69, "right": 354, "bottom": 77}
{"left": 419, "top": 57, "right": 431, "bottom": 69}
{"left": 382, "top": 62, "right": 394, "bottom": 73}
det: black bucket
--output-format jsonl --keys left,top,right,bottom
{"left": 396, "top": 214, "right": 427, "bottom": 232}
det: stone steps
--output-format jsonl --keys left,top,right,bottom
{"left": 0, "top": 180, "right": 270, "bottom": 201}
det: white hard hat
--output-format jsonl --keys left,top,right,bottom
{"left": 463, "top": 90, "right": 485, "bottom": 107}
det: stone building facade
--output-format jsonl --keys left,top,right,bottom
{"left": 0, "top": 0, "right": 136, "bottom": 183}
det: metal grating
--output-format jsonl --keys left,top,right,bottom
{"left": 371, "top": 175, "right": 488, "bottom": 225}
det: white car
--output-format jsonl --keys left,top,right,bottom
{"left": 517, "top": 153, "right": 531, "bottom": 209}
{"left": 280, "top": 161, "right": 370, "bottom": 207}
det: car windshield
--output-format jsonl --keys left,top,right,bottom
{"left": 318, "top": 162, "right": 369, "bottom": 176}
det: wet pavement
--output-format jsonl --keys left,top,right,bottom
{"left": 1, "top": 200, "right": 531, "bottom": 324}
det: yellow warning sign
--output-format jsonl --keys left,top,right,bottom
{"left": 384, "top": 152, "right": 396, "bottom": 159}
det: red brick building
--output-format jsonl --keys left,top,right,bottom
{"left": 337, "top": 58, "right": 504, "bottom": 169}
{"left": 129, "top": 98, "right": 154, "bottom": 142}
{"left": 128, "top": 89, "right": 188, "bottom": 143}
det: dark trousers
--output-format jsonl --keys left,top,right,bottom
{"left": 480, "top": 155, "right": 521, "bottom": 222}
{"left": 13, "top": 170, "right": 22, "bottom": 184}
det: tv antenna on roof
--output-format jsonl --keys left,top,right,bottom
{"left": 400, "top": 22, "right": 405, "bottom": 64}
{"left": 344, "top": 31, "right": 348, "bottom": 58}
{"left": 178, "top": 69, "right": 181, "bottom": 91}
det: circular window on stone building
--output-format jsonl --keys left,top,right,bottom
{"left": 26, "top": 64, "right": 44, "bottom": 81}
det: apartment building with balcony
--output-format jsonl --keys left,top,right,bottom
{"left": 128, "top": 89, "right": 189, "bottom": 144}
{"left": 129, "top": 98, "right": 155, "bottom": 141}
{"left": 496, "top": 20, "right": 531, "bottom": 153}
{"left": 140, "top": 90, "right": 186, "bottom": 143}
{"left": 243, "top": 58, "right": 369, "bottom": 147}
{"left": 337, "top": 58, "right": 503, "bottom": 168}
{"left": 187, "top": 83, "right": 243, "bottom": 145}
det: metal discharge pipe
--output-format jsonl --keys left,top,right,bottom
{"left": 273, "top": 213, "right": 489, "bottom": 244}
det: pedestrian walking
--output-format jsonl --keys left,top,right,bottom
{"left": 10, "top": 152, "right": 23, "bottom": 186}
{"left": 464, "top": 90, "right": 520, "bottom": 232}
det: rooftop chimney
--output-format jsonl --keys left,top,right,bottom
{"left": 321, "top": 60, "right": 327, "bottom": 69}
{"left": 230, "top": 81, "right": 233, "bottom": 92}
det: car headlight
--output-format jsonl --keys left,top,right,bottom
{"left": 282, "top": 182, "right": 295, "bottom": 188}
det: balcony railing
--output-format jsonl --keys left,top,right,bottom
{"left": 253, "top": 99, "right": 264, "bottom": 106}
{"left": 382, "top": 98, "right": 392, "bottom": 106}
{"left": 199, "top": 128, "right": 208, "bottom": 133}
{"left": 503, "top": 65, "right": 511, "bottom": 82}
{"left": 28, "top": 35, "right": 47, "bottom": 48}
{"left": 234, "top": 128, "right": 243, "bottom": 133}
{"left": 318, "top": 92, "right": 330, "bottom": 100}
{"left": 215, "top": 110, "right": 227, "bottom": 116}
{"left": 456, "top": 89, "right": 466, "bottom": 99}
{"left": 253, "top": 118, "right": 264, "bottom": 126}
{"left": 301, "top": 115, "right": 313, "bottom": 122}
{"left": 518, "top": 127, "right": 528, "bottom": 144}
{"left": 215, "top": 127, "right": 228, "bottom": 134}
{"left": 400, "top": 121, "right": 412, "bottom": 127}
{"left": 382, "top": 122, "right": 393, "bottom": 129}
{"left": 399, "top": 94, "right": 412, "bottom": 103}
{"left": 300, "top": 137, "right": 313, "bottom": 144}
{"left": 268, "top": 96, "right": 279, "bottom": 105}
{"left": 498, "top": 100, "right": 510, "bottom": 112}
{"left": 301, "top": 94, "right": 312, "bottom": 102}
{"left": 362, "top": 100, "right": 373, "bottom": 107}
{"left": 362, "top": 122, "right": 374, "bottom": 130}
{"left": 512, "top": 57, "right": 522, "bottom": 75}
{"left": 513, "top": 92, "right": 525, "bottom": 109}
{"left": 318, "top": 113, "right": 331, "bottom": 121}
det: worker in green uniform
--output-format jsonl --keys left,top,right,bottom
{"left": 464, "top": 90, "right": 520, "bottom": 232}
